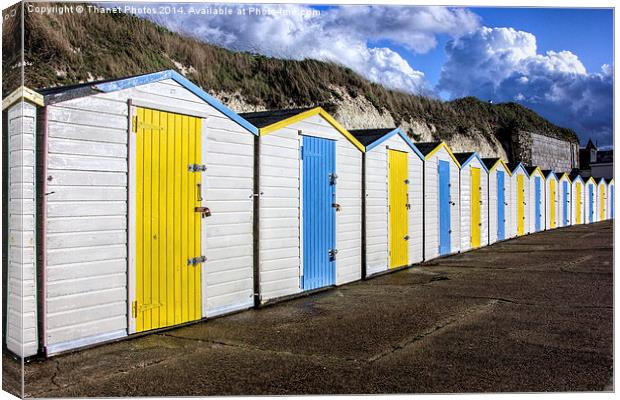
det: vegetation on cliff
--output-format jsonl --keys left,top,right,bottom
{"left": 2, "top": 2, "right": 578, "bottom": 144}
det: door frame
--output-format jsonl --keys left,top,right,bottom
{"left": 438, "top": 160, "right": 451, "bottom": 255}
{"left": 497, "top": 170, "right": 505, "bottom": 240}
{"left": 299, "top": 134, "right": 337, "bottom": 290}
{"left": 127, "top": 101, "right": 208, "bottom": 334}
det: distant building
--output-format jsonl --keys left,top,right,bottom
{"left": 579, "top": 139, "right": 613, "bottom": 179}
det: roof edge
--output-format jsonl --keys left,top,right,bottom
{"left": 2, "top": 86, "right": 44, "bottom": 110}
{"left": 425, "top": 142, "right": 461, "bottom": 167}
{"left": 258, "top": 107, "right": 365, "bottom": 152}
{"left": 459, "top": 152, "right": 489, "bottom": 173}
{"left": 366, "top": 128, "right": 424, "bottom": 160}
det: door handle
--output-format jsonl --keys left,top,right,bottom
{"left": 197, "top": 183, "right": 203, "bottom": 202}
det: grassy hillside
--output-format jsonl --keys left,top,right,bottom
{"left": 3, "top": 2, "right": 578, "bottom": 144}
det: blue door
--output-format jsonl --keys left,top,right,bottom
{"left": 302, "top": 136, "right": 336, "bottom": 290}
{"left": 562, "top": 181, "right": 568, "bottom": 226}
{"left": 589, "top": 184, "right": 594, "bottom": 223}
{"left": 497, "top": 171, "right": 505, "bottom": 240}
{"left": 438, "top": 160, "right": 451, "bottom": 255}
{"left": 535, "top": 177, "right": 541, "bottom": 231}
{"left": 612, "top": 186, "right": 615, "bottom": 218}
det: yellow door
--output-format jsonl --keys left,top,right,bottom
{"left": 135, "top": 107, "right": 202, "bottom": 333}
{"left": 575, "top": 183, "right": 582, "bottom": 223}
{"left": 388, "top": 150, "right": 408, "bottom": 268}
{"left": 517, "top": 175, "right": 524, "bottom": 235}
{"left": 550, "top": 180, "right": 556, "bottom": 228}
{"left": 470, "top": 167, "right": 481, "bottom": 248}
{"left": 600, "top": 185, "right": 605, "bottom": 220}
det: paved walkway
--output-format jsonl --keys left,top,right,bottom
{"left": 3, "top": 221, "right": 613, "bottom": 396}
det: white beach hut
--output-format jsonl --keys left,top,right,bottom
{"left": 418, "top": 142, "right": 461, "bottom": 260}
{"left": 607, "top": 178, "right": 614, "bottom": 219}
{"left": 595, "top": 177, "right": 608, "bottom": 221}
{"left": 3, "top": 70, "right": 260, "bottom": 356}
{"left": 349, "top": 128, "right": 424, "bottom": 277}
{"left": 569, "top": 172, "right": 585, "bottom": 225}
{"left": 454, "top": 152, "right": 489, "bottom": 251}
{"left": 240, "top": 107, "right": 364, "bottom": 303}
{"left": 542, "top": 170, "right": 560, "bottom": 230}
{"left": 507, "top": 163, "right": 530, "bottom": 237}
{"left": 557, "top": 173, "right": 572, "bottom": 227}
{"left": 584, "top": 176, "right": 598, "bottom": 224}
{"left": 526, "top": 166, "right": 546, "bottom": 233}
{"left": 482, "top": 158, "right": 512, "bottom": 244}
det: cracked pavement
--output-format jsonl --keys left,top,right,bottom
{"left": 2, "top": 220, "right": 613, "bottom": 396}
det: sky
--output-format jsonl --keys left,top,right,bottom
{"left": 124, "top": 4, "right": 613, "bottom": 147}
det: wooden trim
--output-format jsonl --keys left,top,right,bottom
{"left": 424, "top": 142, "right": 461, "bottom": 167}
{"left": 259, "top": 107, "right": 365, "bottom": 153}
{"left": 2, "top": 86, "right": 44, "bottom": 110}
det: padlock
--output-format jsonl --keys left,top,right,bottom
{"left": 195, "top": 206, "right": 212, "bottom": 218}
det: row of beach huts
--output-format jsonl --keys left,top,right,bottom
{"left": 3, "top": 70, "right": 614, "bottom": 358}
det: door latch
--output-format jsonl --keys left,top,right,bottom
{"left": 328, "top": 249, "right": 338, "bottom": 261}
{"left": 332, "top": 203, "right": 341, "bottom": 212}
{"left": 187, "top": 255, "right": 207, "bottom": 265}
{"left": 329, "top": 173, "right": 338, "bottom": 185}
{"left": 404, "top": 235, "right": 410, "bottom": 241}
{"left": 188, "top": 164, "right": 207, "bottom": 172}
{"left": 195, "top": 206, "right": 211, "bottom": 218}
{"left": 404, "top": 179, "right": 410, "bottom": 184}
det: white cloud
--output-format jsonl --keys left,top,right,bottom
{"left": 439, "top": 27, "right": 613, "bottom": 145}
{"left": 136, "top": 4, "right": 480, "bottom": 94}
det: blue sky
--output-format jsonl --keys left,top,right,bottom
{"left": 137, "top": 4, "right": 613, "bottom": 146}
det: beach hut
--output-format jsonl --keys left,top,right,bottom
{"left": 584, "top": 177, "right": 598, "bottom": 224}
{"left": 557, "top": 173, "right": 572, "bottom": 227}
{"left": 240, "top": 107, "right": 364, "bottom": 303}
{"left": 3, "top": 70, "right": 260, "bottom": 357}
{"left": 482, "top": 158, "right": 512, "bottom": 244}
{"left": 418, "top": 142, "right": 461, "bottom": 259}
{"left": 526, "top": 167, "right": 546, "bottom": 233}
{"left": 569, "top": 172, "right": 585, "bottom": 225}
{"left": 542, "top": 170, "right": 560, "bottom": 229}
{"left": 349, "top": 128, "right": 424, "bottom": 277}
{"left": 507, "top": 163, "right": 530, "bottom": 237}
{"left": 607, "top": 179, "right": 614, "bottom": 219}
{"left": 454, "top": 153, "right": 489, "bottom": 251}
{"left": 595, "top": 177, "right": 608, "bottom": 221}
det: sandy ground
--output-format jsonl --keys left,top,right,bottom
{"left": 3, "top": 220, "right": 613, "bottom": 397}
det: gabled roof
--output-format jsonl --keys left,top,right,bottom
{"left": 594, "top": 177, "right": 607, "bottom": 185}
{"left": 525, "top": 166, "right": 544, "bottom": 177}
{"left": 557, "top": 172, "right": 570, "bottom": 182}
{"left": 349, "top": 128, "right": 423, "bottom": 159}
{"left": 36, "top": 69, "right": 258, "bottom": 135}
{"left": 584, "top": 176, "right": 597, "bottom": 185}
{"left": 541, "top": 170, "right": 558, "bottom": 180}
{"left": 416, "top": 141, "right": 461, "bottom": 167}
{"left": 482, "top": 158, "right": 512, "bottom": 176}
{"left": 608, "top": 178, "right": 614, "bottom": 184}
{"left": 240, "top": 107, "right": 364, "bottom": 152}
{"left": 507, "top": 162, "right": 528, "bottom": 176}
{"left": 569, "top": 172, "right": 584, "bottom": 183}
{"left": 453, "top": 152, "right": 489, "bottom": 173}
{"left": 2, "top": 86, "right": 44, "bottom": 110}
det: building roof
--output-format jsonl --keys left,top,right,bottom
{"left": 541, "top": 169, "right": 557, "bottom": 179}
{"left": 348, "top": 128, "right": 424, "bottom": 159}
{"left": 416, "top": 141, "right": 443, "bottom": 156}
{"left": 242, "top": 106, "right": 364, "bottom": 152}
{"left": 239, "top": 107, "right": 316, "bottom": 128}
{"left": 2, "top": 86, "right": 45, "bottom": 110}
{"left": 507, "top": 162, "right": 528, "bottom": 175}
{"left": 569, "top": 172, "right": 584, "bottom": 182}
{"left": 453, "top": 152, "right": 476, "bottom": 166}
{"left": 594, "top": 177, "right": 607, "bottom": 184}
{"left": 481, "top": 157, "right": 500, "bottom": 170}
{"left": 35, "top": 69, "right": 259, "bottom": 135}
{"left": 349, "top": 128, "right": 396, "bottom": 146}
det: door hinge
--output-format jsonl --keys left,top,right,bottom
{"left": 188, "top": 164, "right": 207, "bottom": 172}
{"left": 328, "top": 249, "right": 338, "bottom": 261}
{"left": 188, "top": 255, "right": 207, "bottom": 265}
{"left": 131, "top": 300, "right": 138, "bottom": 318}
